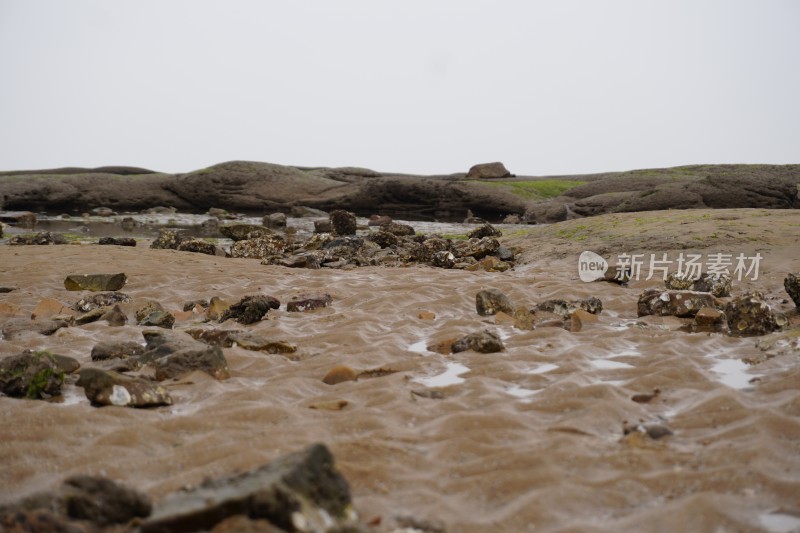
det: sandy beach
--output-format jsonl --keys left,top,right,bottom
{"left": 1, "top": 208, "right": 799, "bottom": 532}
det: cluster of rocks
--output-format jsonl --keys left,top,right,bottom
{"left": 637, "top": 272, "right": 799, "bottom": 336}
{"left": 0, "top": 443, "right": 367, "bottom": 533}
{"left": 147, "top": 210, "right": 517, "bottom": 272}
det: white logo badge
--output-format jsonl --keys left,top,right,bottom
{"left": 578, "top": 251, "right": 608, "bottom": 282}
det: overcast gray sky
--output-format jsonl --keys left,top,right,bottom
{"left": 0, "top": 1, "right": 797, "bottom": 176}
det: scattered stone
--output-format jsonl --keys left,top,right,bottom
{"left": 274, "top": 253, "right": 321, "bottom": 269}
{"left": 0, "top": 287, "right": 16, "bottom": 293}
{"left": 186, "top": 329, "right": 297, "bottom": 355}
{"left": 623, "top": 421, "right": 673, "bottom": 440}
{"left": 314, "top": 219, "right": 332, "bottom": 233}
{"left": 451, "top": 330, "right": 505, "bottom": 354}
{"left": 418, "top": 311, "right": 436, "bottom": 320}
{"left": 468, "top": 223, "right": 502, "bottom": 239}
{"left": 756, "top": 328, "right": 800, "bottom": 358}
{"left": 368, "top": 215, "right": 392, "bottom": 226}
{"left": 220, "top": 295, "right": 280, "bottom": 324}
{"left": 183, "top": 299, "right": 209, "bottom": 312}
{"left": 513, "top": 308, "right": 535, "bottom": 330}
{"left": 0, "top": 351, "right": 69, "bottom": 399}
{"left": 665, "top": 272, "right": 695, "bottom": 291}
{"left": 569, "top": 309, "right": 600, "bottom": 332}
{"left": 693, "top": 273, "right": 732, "bottom": 297}
{"left": 466, "top": 161, "right": 512, "bottom": 179}
{"left": 380, "top": 222, "right": 415, "bottom": 236}
{"left": 98, "top": 236, "right": 136, "bottom": 246}
{"left": 206, "top": 296, "right": 231, "bottom": 321}
{"left": 9, "top": 232, "right": 67, "bottom": 245}
{"left": 150, "top": 228, "right": 186, "bottom": 250}
{"left": 140, "top": 311, "right": 175, "bottom": 329}
{"left": 75, "top": 307, "right": 108, "bottom": 325}
{"left": 141, "top": 330, "right": 230, "bottom": 381}
{"left": 31, "top": 298, "right": 72, "bottom": 320}
{"left": 209, "top": 207, "right": 236, "bottom": 219}
{"left": 690, "top": 307, "right": 729, "bottom": 333}
{"left": 329, "top": 210, "right": 357, "bottom": 236}
{"left": 64, "top": 273, "right": 127, "bottom": 292}
{"left": 367, "top": 230, "right": 401, "bottom": 249}
{"left": 322, "top": 366, "right": 359, "bottom": 385}
{"left": 135, "top": 301, "right": 165, "bottom": 323}
{"left": 533, "top": 297, "right": 603, "bottom": 319}
{"left": 785, "top": 273, "right": 800, "bottom": 307}
{"left": 631, "top": 389, "right": 661, "bottom": 404}
{"left": 1, "top": 318, "right": 69, "bottom": 339}
{"left": 91, "top": 341, "right": 146, "bottom": 361}
{"left": 0, "top": 475, "right": 151, "bottom": 527}
{"left": 200, "top": 217, "right": 220, "bottom": 233}
{"left": 220, "top": 224, "right": 274, "bottom": 241}
{"left": 76, "top": 368, "right": 172, "bottom": 407}
{"left": 286, "top": 294, "right": 333, "bottom": 313}
{"left": 263, "top": 212, "right": 287, "bottom": 229}
{"left": 724, "top": 292, "right": 788, "bottom": 336}
{"left": 230, "top": 235, "right": 285, "bottom": 259}
{"left": 457, "top": 237, "right": 500, "bottom": 260}
{"left": 410, "top": 389, "right": 445, "bottom": 400}
{"left": 394, "top": 515, "right": 447, "bottom": 533}
{"left": 476, "top": 289, "right": 514, "bottom": 316}
{"left": 637, "top": 289, "right": 718, "bottom": 318}
{"left": 121, "top": 216, "right": 137, "bottom": 231}
{"left": 178, "top": 239, "right": 223, "bottom": 256}
{"left": 74, "top": 292, "right": 131, "bottom": 312}
{"left": 139, "top": 444, "right": 358, "bottom": 533}
{"left": 0, "top": 211, "right": 36, "bottom": 227}
{"left": 431, "top": 250, "right": 456, "bottom": 269}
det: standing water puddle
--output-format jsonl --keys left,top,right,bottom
{"left": 413, "top": 362, "right": 470, "bottom": 387}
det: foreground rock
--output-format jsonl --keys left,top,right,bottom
{"left": 476, "top": 289, "right": 514, "bottom": 316}
{"left": 0, "top": 475, "right": 151, "bottom": 527}
{"left": 0, "top": 351, "right": 78, "bottom": 399}
{"left": 64, "top": 273, "right": 127, "bottom": 292}
{"left": 220, "top": 295, "right": 281, "bottom": 324}
{"left": 452, "top": 330, "right": 505, "bottom": 353}
{"left": 141, "top": 330, "right": 230, "bottom": 380}
{"left": 785, "top": 273, "right": 800, "bottom": 308}
{"left": 637, "top": 289, "right": 718, "bottom": 318}
{"left": 140, "top": 444, "right": 360, "bottom": 533}
{"left": 724, "top": 292, "right": 788, "bottom": 336}
{"left": 8, "top": 231, "right": 67, "bottom": 245}
{"left": 77, "top": 368, "right": 173, "bottom": 407}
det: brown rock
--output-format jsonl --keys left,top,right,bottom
{"left": 206, "top": 296, "right": 231, "bottom": 321}
{"left": 466, "top": 162, "right": 512, "bottom": 179}
{"left": 76, "top": 368, "right": 173, "bottom": 408}
{"left": 31, "top": 298, "right": 72, "bottom": 320}
{"left": 691, "top": 307, "right": 729, "bottom": 333}
{"left": 451, "top": 330, "right": 505, "bottom": 354}
{"left": 308, "top": 400, "right": 350, "bottom": 411}
{"left": 476, "top": 289, "right": 514, "bottom": 316}
{"left": 637, "top": 289, "right": 718, "bottom": 318}
{"left": 64, "top": 273, "right": 127, "bottom": 292}
{"left": 417, "top": 311, "right": 436, "bottom": 320}
{"left": 286, "top": 294, "right": 333, "bottom": 313}
{"left": 329, "top": 210, "right": 357, "bottom": 236}
{"left": 322, "top": 366, "right": 359, "bottom": 385}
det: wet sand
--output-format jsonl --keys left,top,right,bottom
{"left": 1, "top": 208, "right": 799, "bottom": 532}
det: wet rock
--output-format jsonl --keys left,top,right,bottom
{"left": 496, "top": 245, "right": 515, "bottom": 262}
{"left": 121, "top": 216, "right": 137, "bottom": 231}
{"left": 432, "top": 250, "right": 456, "bottom": 269}
{"left": 367, "top": 230, "right": 401, "bottom": 249}
{"left": 0, "top": 508, "right": 92, "bottom": 533}
{"left": 690, "top": 307, "right": 730, "bottom": 334}
{"left": 9, "top": 232, "right": 67, "bottom": 245}
{"left": 183, "top": 299, "right": 209, "bottom": 312}
{"left": 75, "top": 307, "right": 108, "bottom": 325}
{"left": 0, "top": 475, "right": 151, "bottom": 528}
{"left": 756, "top": 328, "right": 800, "bottom": 357}
{"left": 0, "top": 211, "right": 36, "bottom": 227}
{"left": 220, "top": 295, "right": 280, "bottom": 324}
{"left": 141, "top": 310, "right": 175, "bottom": 329}
{"left": 330, "top": 210, "right": 357, "bottom": 236}
{"left": 465, "top": 256, "right": 508, "bottom": 272}
{"left": 394, "top": 515, "right": 447, "bottom": 533}
{"left": 206, "top": 296, "right": 231, "bottom": 321}
{"left": 76, "top": 368, "right": 172, "bottom": 407}
{"left": 209, "top": 207, "right": 237, "bottom": 219}
{"left": 533, "top": 297, "right": 603, "bottom": 319}
{"left": 631, "top": 388, "right": 661, "bottom": 404}
{"left": 451, "top": 330, "right": 505, "bottom": 354}
{"left": 220, "top": 224, "right": 274, "bottom": 241}
{"left": 230, "top": 235, "right": 285, "bottom": 259}
{"left": 200, "top": 217, "right": 220, "bottom": 233}
{"left": 476, "top": 289, "right": 514, "bottom": 316}
{"left": 665, "top": 272, "right": 695, "bottom": 291}
{"left": 1, "top": 318, "right": 69, "bottom": 339}
{"left": 569, "top": 309, "right": 600, "bottom": 332}
{"left": 724, "top": 292, "right": 788, "bottom": 336}
{"left": 623, "top": 421, "right": 673, "bottom": 440}
{"left": 139, "top": 444, "right": 357, "bottom": 533}
{"left": 314, "top": 219, "right": 333, "bottom": 233}
{"left": 150, "top": 228, "right": 186, "bottom": 250}
{"left": 466, "top": 161, "right": 512, "bottom": 179}
{"left": 263, "top": 212, "right": 287, "bottom": 229}
{"left": 468, "top": 223, "right": 502, "bottom": 239}
{"left": 502, "top": 214, "right": 522, "bottom": 224}
{"left": 368, "top": 215, "right": 392, "bottom": 226}
{"left": 186, "top": 329, "right": 297, "bottom": 355}
{"left": 98, "top": 236, "right": 136, "bottom": 247}
{"left": 0, "top": 286, "right": 16, "bottom": 293}
{"left": 91, "top": 341, "right": 145, "bottom": 361}
{"left": 308, "top": 400, "right": 350, "bottom": 412}
{"left": 693, "top": 273, "right": 732, "bottom": 297}
{"left": 98, "top": 305, "right": 127, "bottom": 326}
{"left": 380, "top": 221, "right": 415, "bottom": 236}
{"left": 785, "top": 273, "right": 800, "bottom": 307}
{"left": 274, "top": 253, "right": 321, "bottom": 269}
{"left": 141, "top": 330, "right": 230, "bottom": 380}
{"left": 287, "top": 294, "right": 333, "bottom": 313}
{"left": 418, "top": 311, "right": 436, "bottom": 320}
{"left": 0, "top": 351, "right": 69, "bottom": 399}
{"left": 64, "top": 273, "right": 127, "bottom": 292}
{"left": 31, "top": 298, "right": 73, "bottom": 320}
{"left": 456, "top": 237, "right": 500, "bottom": 260}
{"left": 637, "top": 289, "right": 718, "bottom": 318}
{"left": 322, "top": 366, "right": 359, "bottom": 385}
{"left": 178, "top": 239, "right": 223, "bottom": 256}
{"left": 74, "top": 292, "right": 131, "bottom": 312}
{"left": 410, "top": 389, "right": 446, "bottom": 400}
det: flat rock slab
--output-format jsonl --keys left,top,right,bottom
{"left": 140, "top": 444, "right": 355, "bottom": 533}
{"left": 64, "top": 273, "right": 127, "bottom": 292}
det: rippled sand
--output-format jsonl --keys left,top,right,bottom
{"left": 1, "top": 209, "right": 799, "bottom": 532}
